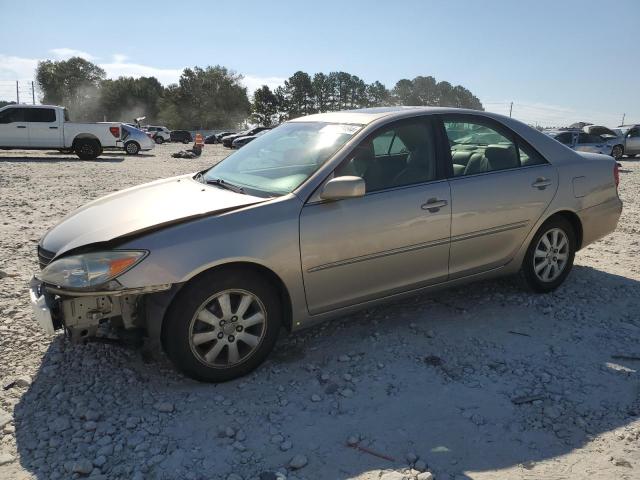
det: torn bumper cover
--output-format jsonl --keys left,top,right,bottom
{"left": 29, "top": 277, "right": 171, "bottom": 341}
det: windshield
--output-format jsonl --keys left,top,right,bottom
{"left": 203, "top": 122, "right": 361, "bottom": 195}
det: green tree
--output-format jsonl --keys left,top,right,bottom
{"left": 312, "top": 73, "right": 333, "bottom": 112}
{"left": 158, "top": 66, "right": 250, "bottom": 129}
{"left": 251, "top": 85, "right": 279, "bottom": 126}
{"left": 282, "top": 71, "right": 315, "bottom": 118}
{"left": 366, "top": 81, "right": 390, "bottom": 107}
{"left": 35, "top": 57, "right": 105, "bottom": 120}
{"left": 100, "top": 76, "right": 164, "bottom": 123}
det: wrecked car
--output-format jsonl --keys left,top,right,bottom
{"left": 31, "top": 107, "right": 622, "bottom": 382}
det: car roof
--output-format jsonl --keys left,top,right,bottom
{"left": 287, "top": 106, "right": 521, "bottom": 126}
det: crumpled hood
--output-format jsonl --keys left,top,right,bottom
{"left": 41, "top": 174, "right": 266, "bottom": 256}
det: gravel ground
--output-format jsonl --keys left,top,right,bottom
{"left": 0, "top": 143, "right": 639, "bottom": 480}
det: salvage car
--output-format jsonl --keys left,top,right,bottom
{"left": 617, "top": 125, "right": 640, "bottom": 158}
{"left": 170, "top": 130, "right": 193, "bottom": 144}
{"left": 121, "top": 124, "right": 155, "bottom": 155}
{"left": 544, "top": 129, "right": 620, "bottom": 158}
{"left": 582, "top": 125, "right": 625, "bottom": 159}
{"left": 30, "top": 107, "right": 622, "bottom": 382}
{"left": 0, "top": 104, "right": 122, "bottom": 160}
{"left": 222, "top": 127, "right": 270, "bottom": 147}
{"left": 231, "top": 128, "right": 270, "bottom": 148}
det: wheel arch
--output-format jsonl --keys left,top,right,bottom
{"left": 543, "top": 210, "right": 583, "bottom": 250}
{"left": 160, "top": 261, "right": 294, "bottom": 338}
{"left": 72, "top": 133, "right": 101, "bottom": 147}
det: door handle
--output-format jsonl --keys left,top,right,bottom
{"left": 49, "top": 126, "right": 58, "bottom": 129}
{"left": 532, "top": 177, "right": 551, "bottom": 189}
{"left": 16, "top": 125, "right": 26, "bottom": 129}
{"left": 421, "top": 198, "right": 448, "bottom": 212}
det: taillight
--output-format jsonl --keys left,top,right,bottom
{"left": 614, "top": 163, "right": 619, "bottom": 188}
{"left": 109, "top": 126, "right": 120, "bottom": 138}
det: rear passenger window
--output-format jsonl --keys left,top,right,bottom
{"left": 335, "top": 119, "right": 437, "bottom": 192}
{"left": 443, "top": 117, "right": 546, "bottom": 177}
{"left": 25, "top": 108, "right": 56, "bottom": 122}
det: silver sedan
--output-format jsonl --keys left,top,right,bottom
{"left": 30, "top": 107, "right": 622, "bottom": 382}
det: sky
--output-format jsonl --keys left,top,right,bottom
{"left": 0, "top": 0, "right": 638, "bottom": 127}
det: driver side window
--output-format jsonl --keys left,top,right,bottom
{"left": 335, "top": 119, "right": 437, "bottom": 193}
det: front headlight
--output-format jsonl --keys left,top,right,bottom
{"left": 37, "top": 250, "right": 147, "bottom": 289}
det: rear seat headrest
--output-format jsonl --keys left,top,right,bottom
{"left": 484, "top": 144, "right": 518, "bottom": 170}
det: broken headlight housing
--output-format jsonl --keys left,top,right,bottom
{"left": 37, "top": 250, "right": 147, "bottom": 289}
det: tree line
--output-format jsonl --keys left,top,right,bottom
{"left": 34, "top": 57, "right": 483, "bottom": 129}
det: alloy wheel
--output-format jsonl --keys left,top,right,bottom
{"left": 188, "top": 289, "right": 267, "bottom": 368}
{"left": 533, "top": 228, "right": 569, "bottom": 282}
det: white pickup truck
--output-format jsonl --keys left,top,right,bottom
{"left": 0, "top": 104, "right": 122, "bottom": 160}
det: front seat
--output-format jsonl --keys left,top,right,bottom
{"left": 484, "top": 145, "right": 519, "bottom": 171}
{"left": 392, "top": 143, "right": 435, "bottom": 186}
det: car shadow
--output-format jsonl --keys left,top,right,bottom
{"left": 11, "top": 265, "right": 640, "bottom": 479}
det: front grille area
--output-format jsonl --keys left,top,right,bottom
{"left": 37, "top": 246, "right": 55, "bottom": 270}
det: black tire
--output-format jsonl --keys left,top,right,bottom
{"left": 162, "top": 268, "right": 282, "bottom": 382}
{"left": 627, "top": 154, "right": 636, "bottom": 158}
{"left": 74, "top": 139, "right": 101, "bottom": 160}
{"left": 520, "top": 216, "right": 576, "bottom": 293}
{"left": 155, "top": 136, "right": 164, "bottom": 144}
{"left": 183, "top": 139, "right": 190, "bottom": 144}
{"left": 611, "top": 145, "right": 624, "bottom": 160}
{"left": 125, "top": 141, "right": 140, "bottom": 155}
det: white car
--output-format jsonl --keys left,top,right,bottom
{"left": 143, "top": 125, "right": 171, "bottom": 144}
{"left": 0, "top": 104, "right": 122, "bottom": 160}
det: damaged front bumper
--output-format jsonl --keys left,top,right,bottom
{"left": 29, "top": 277, "right": 171, "bottom": 341}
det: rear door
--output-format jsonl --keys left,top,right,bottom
{"left": 25, "top": 107, "right": 62, "bottom": 147}
{"left": 440, "top": 114, "right": 557, "bottom": 278}
{"left": 626, "top": 127, "right": 640, "bottom": 154}
{"left": 0, "top": 107, "right": 29, "bottom": 147}
{"left": 575, "top": 133, "right": 605, "bottom": 153}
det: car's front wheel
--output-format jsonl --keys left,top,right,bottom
{"left": 520, "top": 217, "right": 576, "bottom": 293}
{"left": 162, "top": 268, "right": 282, "bottom": 382}
{"left": 155, "top": 136, "right": 164, "bottom": 144}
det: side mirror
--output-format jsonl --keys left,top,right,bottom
{"left": 320, "top": 176, "right": 365, "bottom": 201}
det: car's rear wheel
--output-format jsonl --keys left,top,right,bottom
{"left": 612, "top": 145, "right": 624, "bottom": 160}
{"left": 125, "top": 141, "right": 140, "bottom": 155}
{"left": 183, "top": 138, "right": 190, "bottom": 144}
{"left": 74, "top": 139, "right": 102, "bottom": 160}
{"left": 155, "top": 136, "right": 164, "bottom": 144}
{"left": 162, "top": 268, "right": 282, "bottom": 382}
{"left": 520, "top": 217, "right": 576, "bottom": 293}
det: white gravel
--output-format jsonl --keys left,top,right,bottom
{"left": 0, "top": 144, "right": 639, "bottom": 480}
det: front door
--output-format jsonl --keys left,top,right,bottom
{"left": 26, "top": 107, "right": 62, "bottom": 148}
{"left": 300, "top": 117, "right": 451, "bottom": 314}
{"left": 441, "top": 114, "right": 557, "bottom": 278}
{"left": 0, "top": 107, "right": 29, "bottom": 147}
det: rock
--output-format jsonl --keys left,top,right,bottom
{"left": 280, "top": 440, "right": 292, "bottom": 451}
{"left": 325, "top": 383, "right": 339, "bottom": 395}
{"left": 380, "top": 472, "right": 407, "bottom": 480}
{"left": 227, "top": 474, "right": 244, "bottom": 480}
{"left": 154, "top": 402, "right": 174, "bottom": 413}
{"left": 612, "top": 457, "right": 632, "bottom": 468}
{"left": 225, "top": 426, "right": 236, "bottom": 438}
{"left": 416, "top": 473, "right": 434, "bottom": 480}
{"left": 415, "top": 460, "right": 428, "bottom": 472}
{"left": 406, "top": 452, "right": 418, "bottom": 463}
{"left": 0, "top": 453, "right": 15, "bottom": 466}
{"left": 310, "top": 394, "right": 322, "bottom": 402}
{"left": 347, "top": 435, "right": 359, "bottom": 446}
{"left": 13, "top": 375, "right": 32, "bottom": 388}
{"left": 338, "top": 354, "right": 350, "bottom": 362}
{"left": 93, "top": 455, "right": 107, "bottom": 467}
{"left": 50, "top": 416, "right": 71, "bottom": 432}
{"left": 0, "top": 410, "right": 11, "bottom": 429}
{"left": 340, "top": 388, "right": 354, "bottom": 398}
{"left": 72, "top": 459, "right": 94, "bottom": 475}
{"left": 288, "top": 454, "right": 308, "bottom": 469}
{"left": 232, "top": 441, "right": 246, "bottom": 451}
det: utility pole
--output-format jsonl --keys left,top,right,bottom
{"left": 31, "top": 81, "right": 35, "bottom": 105}
{"left": 621, "top": 113, "right": 626, "bottom": 126}
{"left": 16, "top": 81, "right": 19, "bottom": 104}
{"left": 509, "top": 101, "right": 513, "bottom": 118}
